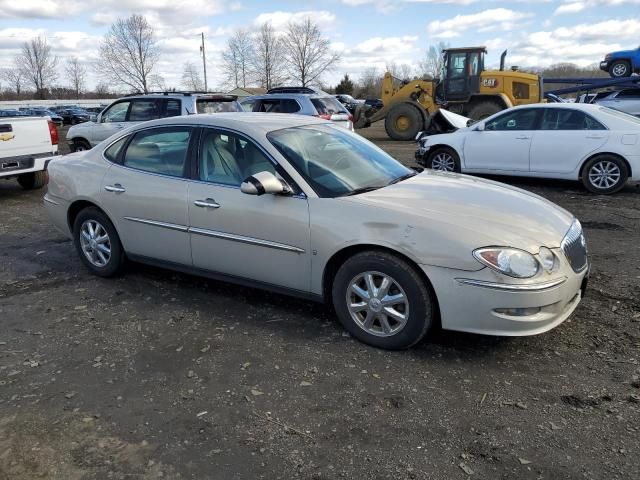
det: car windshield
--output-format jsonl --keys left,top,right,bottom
{"left": 599, "top": 106, "right": 640, "bottom": 125}
{"left": 268, "top": 124, "right": 414, "bottom": 198}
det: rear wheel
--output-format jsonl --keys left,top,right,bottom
{"left": 72, "top": 139, "right": 91, "bottom": 152}
{"left": 426, "top": 147, "right": 460, "bottom": 173}
{"left": 466, "top": 100, "right": 503, "bottom": 121}
{"left": 18, "top": 171, "right": 47, "bottom": 190}
{"left": 581, "top": 155, "right": 628, "bottom": 194}
{"left": 332, "top": 251, "right": 434, "bottom": 350}
{"left": 609, "top": 60, "right": 631, "bottom": 78}
{"left": 385, "top": 103, "right": 423, "bottom": 140}
{"left": 73, "top": 207, "right": 126, "bottom": 277}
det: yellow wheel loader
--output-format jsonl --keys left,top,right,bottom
{"left": 355, "top": 47, "right": 542, "bottom": 140}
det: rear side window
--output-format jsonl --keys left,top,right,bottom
{"left": 240, "top": 99, "right": 257, "bottom": 112}
{"left": 129, "top": 100, "right": 161, "bottom": 122}
{"left": 616, "top": 89, "right": 640, "bottom": 98}
{"left": 281, "top": 99, "right": 301, "bottom": 113}
{"left": 123, "top": 127, "right": 192, "bottom": 178}
{"left": 540, "top": 109, "right": 605, "bottom": 130}
{"left": 104, "top": 136, "right": 129, "bottom": 162}
{"left": 311, "top": 97, "right": 346, "bottom": 115}
{"left": 257, "top": 100, "right": 282, "bottom": 113}
{"left": 162, "top": 99, "right": 182, "bottom": 117}
{"left": 196, "top": 99, "right": 241, "bottom": 113}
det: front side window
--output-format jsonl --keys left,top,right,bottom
{"left": 240, "top": 99, "right": 256, "bottom": 112}
{"left": 541, "top": 109, "right": 605, "bottom": 130}
{"left": 129, "top": 100, "right": 161, "bottom": 122}
{"left": 199, "top": 129, "right": 277, "bottom": 186}
{"left": 469, "top": 53, "right": 480, "bottom": 76}
{"left": 123, "top": 127, "right": 192, "bottom": 177}
{"left": 102, "top": 102, "right": 130, "bottom": 123}
{"left": 448, "top": 53, "right": 466, "bottom": 78}
{"left": 268, "top": 124, "right": 413, "bottom": 198}
{"left": 486, "top": 109, "right": 539, "bottom": 131}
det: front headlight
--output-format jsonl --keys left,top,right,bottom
{"left": 473, "top": 247, "right": 539, "bottom": 278}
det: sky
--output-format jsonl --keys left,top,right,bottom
{"left": 0, "top": 0, "right": 639, "bottom": 92}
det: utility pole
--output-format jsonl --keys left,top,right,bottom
{"left": 200, "top": 32, "right": 208, "bottom": 92}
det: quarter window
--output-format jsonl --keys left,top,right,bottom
{"left": 123, "top": 127, "right": 192, "bottom": 177}
{"left": 104, "top": 136, "right": 129, "bottom": 162}
{"left": 486, "top": 109, "right": 539, "bottom": 131}
{"left": 199, "top": 129, "right": 276, "bottom": 186}
{"left": 101, "top": 102, "right": 130, "bottom": 123}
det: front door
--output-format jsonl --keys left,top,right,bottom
{"left": 530, "top": 108, "right": 609, "bottom": 174}
{"left": 100, "top": 125, "right": 195, "bottom": 266}
{"left": 91, "top": 100, "right": 132, "bottom": 146}
{"left": 463, "top": 108, "right": 541, "bottom": 172}
{"left": 188, "top": 128, "right": 311, "bottom": 292}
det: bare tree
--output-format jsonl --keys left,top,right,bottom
{"left": 418, "top": 42, "right": 449, "bottom": 79}
{"left": 357, "top": 66, "right": 382, "bottom": 98}
{"left": 386, "top": 62, "right": 414, "bottom": 81}
{"left": 1, "top": 64, "right": 24, "bottom": 96}
{"left": 18, "top": 36, "right": 58, "bottom": 99}
{"left": 251, "top": 22, "right": 287, "bottom": 90}
{"left": 282, "top": 18, "right": 340, "bottom": 87}
{"left": 65, "top": 57, "right": 87, "bottom": 98}
{"left": 221, "top": 29, "right": 254, "bottom": 89}
{"left": 99, "top": 14, "right": 159, "bottom": 93}
{"left": 181, "top": 62, "right": 204, "bottom": 91}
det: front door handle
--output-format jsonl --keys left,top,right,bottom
{"left": 104, "top": 183, "right": 125, "bottom": 193}
{"left": 586, "top": 135, "right": 604, "bottom": 139}
{"left": 515, "top": 135, "right": 530, "bottom": 140}
{"left": 194, "top": 198, "right": 220, "bottom": 209}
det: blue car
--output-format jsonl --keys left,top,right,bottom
{"left": 600, "top": 46, "right": 640, "bottom": 78}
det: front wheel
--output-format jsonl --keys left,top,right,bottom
{"left": 73, "top": 207, "right": 126, "bottom": 277}
{"left": 609, "top": 60, "right": 631, "bottom": 78}
{"left": 332, "top": 251, "right": 435, "bottom": 350}
{"left": 425, "top": 147, "right": 460, "bottom": 173}
{"left": 385, "top": 103, "right": 423, "bottom": 141}
{"left": 581, "top": 155, "right": 628, "bottom": 194}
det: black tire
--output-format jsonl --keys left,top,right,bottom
{"left": 17, "top": 171, "right": 47, "bottom": 190}
{"left": 581, "top": 155, "right": 629, "bottom": 194}
{"left": 425, "top": 147, "right": 461, "bottom": 173}
{"left": 331, "top": 251, "right": 435, "bottom": 350}
{"left": 609, "top": 60, "right": 631, "bottom": 78}
{"left": 466, "top": 100, "right": 503, "bottom": 121}
{"left": 72, "top": 139, "right": 91, "bottom": 152}
{"left": 73, "top": 207, "right": 126, "bottom": 277}
{"left": 384, "top": 103, "right": 424, "bottom": 141}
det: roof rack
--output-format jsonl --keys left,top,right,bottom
{"left": 123, "top": 91, "right": 231, "bottom": 97}
{"left": 266, "top": 86, "right": 325, "bottom": 95}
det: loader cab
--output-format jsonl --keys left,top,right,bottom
{"left": 439, "top": 47, "right": 486, "bottom": 102}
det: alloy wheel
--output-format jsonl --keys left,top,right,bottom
{"left": 346, "top": 271, "right": 410, "bottom": 337}
{"left": 431, "top": 152, "right": 456, "bottom": 171}
{"left": 612, "top": 64, "right": 628, "bottom": 77}
{"left": 588, "top": 161, "right": 621, "bottom": 190}
{"left": 79, "top": 220, "right": 111, "bottom": 267}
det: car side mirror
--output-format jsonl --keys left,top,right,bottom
{"left": 241, "top": 171, "right": 292, "bottom": 196}
{"left": 90, "top": 114, "right": 97, "bottom": 122}
{"left": 475, "top": 123, "right": 485, "bottom": 131}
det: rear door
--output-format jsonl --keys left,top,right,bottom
{"left": 529, "top": 108, "right": 609, "bottom": 174}
{"left": 463, "top": 108, "right": 540, "bottom": 172}
{"left": 100, "top": 125, "right": 195, "bottom": 266}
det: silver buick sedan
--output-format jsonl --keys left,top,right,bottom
{"left": 44, "top": 113, "right": 589, "bottom": 349}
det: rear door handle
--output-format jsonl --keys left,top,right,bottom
{"left": 104, "top": 184, "right": 126, "bottom": 193}
{"left": 194, "top": 198, "right": 220, "bottom": 209}
{"left": 586, "top": 135, "right": 604, "bottom": 139}
{"left": 515, "top": 135, "right": 530, "bottom": 140}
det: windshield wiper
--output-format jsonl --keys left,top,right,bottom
{"left": 340, "top": 185, "right": 385, "bottom": 197}
{"left": 386, "top": 172, "right": 417, "bottom": 186}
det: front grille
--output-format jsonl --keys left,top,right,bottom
{"left": 561, "top": 220, "right": 588, "bottom": 273}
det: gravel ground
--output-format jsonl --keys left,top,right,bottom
{"left": 0, "top": 124, "right": 639, "bottom": 479}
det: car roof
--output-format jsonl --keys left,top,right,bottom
{"left": 124, "top": 112, "right": 330, "bottom": 135}
{"left": 511, "top": 102, "right": 604, "bottom": 112}
{"left": 244, "top": 93, "right": 333, "bottom": 100}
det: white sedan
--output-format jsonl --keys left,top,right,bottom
{"left": 415, "top": 103, "right": 640, "bottom": 194}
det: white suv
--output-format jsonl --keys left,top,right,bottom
{"left": 66, "top": 92, "right": 242, "bottom": 152}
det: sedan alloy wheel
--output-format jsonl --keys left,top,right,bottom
{"left": 430, "top": 152, "right": 456, "bottom": 172}
{"left": 79, "top": 220, "right": 111, "bottom": 267}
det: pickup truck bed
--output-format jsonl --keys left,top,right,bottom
{"left": 0, "top": 116, "right": 58, "bottom": 190}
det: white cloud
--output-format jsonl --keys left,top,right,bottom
{"left": 0, "top": 0, "right": 86, "bottom": 18}
{"left": 253, "top": 11, "right": 337, "bottom": 30}
{"left": 427, "top": 8, "right": 534, "bottom": 39}
{"left": 554, "top": 0, "right": 640, "bottom": 16}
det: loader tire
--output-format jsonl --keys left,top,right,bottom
{"left": 466, "top": 101, "right": 503, "bottom": 121}
{"left": 385, "top": 103, "right": 423, "bottom": 141}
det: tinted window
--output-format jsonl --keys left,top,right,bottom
{"left": 257, "top": 100, "right": 282, "bottom": 113}
{"left": 616, "top": 89, "right": 640, "bottom": 98}
{"left": 199, "top": 129, "right": 276, "bottom": 186}
{"left": 104, "top": 136, "right": 129, "bottom": 162}
{"left": 102, "top": 102, "right": 130, "bottom": 123}
{"left": 123, "top": 127, "right": 192, "bottom": 177}
{"left": 163, "top": 99, "right": 182, "bottom": 117}
{"left": 541, "top": 109, "right": 605, "bottom": 130}
{"left": 281, "top": 99, "right": 301, "bottom": 113}
{"left": 469, "top": 53, "right": 480, "bottom": 76}
{"left": 448, "top": 53, "right": 466, "bottom": 78}
{"left": 513, "top": 82, "right": 530, "bottom": 100}
{"left": 311, "top": 97, "right": 347, "bottom": 115}
{"left": 129, "top": 100, "right": 161, "bottom": 122}
{"left": 486, "top": 109, "right": 539, "bottom": 131}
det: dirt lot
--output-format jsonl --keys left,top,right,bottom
{"left": 1, "top": 124, "right": 639, "bottom": 479}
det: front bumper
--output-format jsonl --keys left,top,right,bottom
{"left": 599, "top": 61, "right": 609, "bottom": 72}
{"left": 421, "top": 259, "right": 588, "bottom": 336}
{"left": 414, "top": 143, "right": 430, "bottom": 165}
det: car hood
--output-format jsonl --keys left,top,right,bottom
{"left": 610, "top": 49, "right": 639, "bottom": 57}
{"left": 343, "top": 171, "right": 574, "bottom": 257}
{"left": 66, "top": 120, "right": 95, "bottom": 138}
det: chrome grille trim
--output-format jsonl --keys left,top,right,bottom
{"left": 561, "top": 219, "right": 588, "bottom": 273}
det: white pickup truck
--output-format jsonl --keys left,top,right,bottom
{"left": 0, "top": 116, "right": 58, "bottom": 190}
